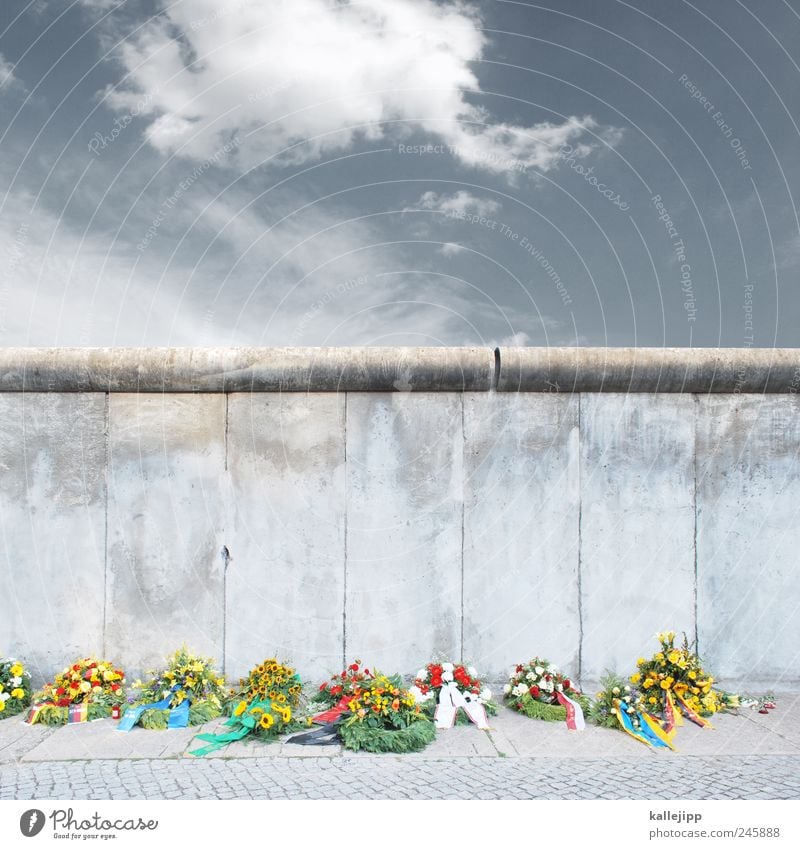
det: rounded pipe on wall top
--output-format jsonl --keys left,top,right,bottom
{"left": 0, "top": 346, "right": 798, "bottom": 392}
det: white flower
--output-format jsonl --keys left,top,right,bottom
{"left": 11, "top": 676, "right": 22, "bottom": 687}
{"left": 512, "top": 683, "right": 527, "bottom": 697}
{"left": 442, "top": 670, "right": 454, "bottom": 682}
{"left": 442, "top": 662, "right": 454, "bottom": 672}
{"left": 547, "top": 664, "right": 558, "bottom": 673}
{"left": 503, "top": 684, "right": 512, "bottom": 695}
{"left": 0, "top": 692, "right": 9, "bottom": 702}
{"left": 162, "top": 690, "right": 171, "bottom": 699}
{"left": 408, "top": 685, "right": 432, "bottom": 704}
{"left": 534, "top": 666, "right": 544, "bottom": 675}
{"left": 480, "top": 688, "right": 492, "bottom": 702}
{"left": 416, "top": 669, "right": 428, "bottom": 680}
{"left": 556, "top": 683, "right": 563, "bottom": 692}
{"left": 508, "top": 668, "right": 518, "bottom": 679}
{"left": 467, "top": 666, "right": 478, "bottom": 678}
{"left": 526, "top": 672, "right": 537, "bottom": 682}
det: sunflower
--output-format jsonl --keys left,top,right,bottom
{"left": 259, "top": 713, "right": 275, "bottom": 730}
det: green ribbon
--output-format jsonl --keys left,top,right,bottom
{"left": 189, "top": 698, "right": 273, "bottom": 757}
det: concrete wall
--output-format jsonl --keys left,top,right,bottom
{"left": 1, "top": 347, "right": 799, "bottom": 690}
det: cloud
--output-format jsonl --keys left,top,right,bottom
{"left": 101, "top": 0, "right": 612, "bottom": 172}
{"left": 439, "top": 242, "right": 466, "bottom": 256}
{"left": 414, "top": 190, "right": 501, "bottom": 219}
{"left": 0, "top": 52, "right": 23, "bottom": 92}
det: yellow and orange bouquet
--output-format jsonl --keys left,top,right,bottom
{"left": 338, "top": 672, "right": 435, "bottom": 753}
{"left": 632, "top": 632, "right": 723, "bottom": 717}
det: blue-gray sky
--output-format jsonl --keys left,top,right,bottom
{"left": 1, "top": 0, "right": 798, "bottom": 347}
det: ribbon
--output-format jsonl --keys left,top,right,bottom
{"left": 68, "top": 703, "right": 89, "bottom": 724}
{"left": 312, "top": 695, "right": 351, "bottom": 724}
{"left": 25, "top": 702, "right": 56, "bottom": 725}
{"left": 675, "top": 693, "right": 714, "bottom": 729}
{"left": 663, "top": 690, "right": 683, "bottom": 733}
{"left": 555, "top": 691, "right": 585, "bottom": 731}
{"left": 117, "top": 686, "right": 190, "bottom": 732}
{"left": 640, "top": 712, "right": 677, "bottom": 751}
{"left": 434, "top": 682, "right": 488, "bottom": 729}
{"left": 614, "top": 701, "right": 670, "bottom": 749}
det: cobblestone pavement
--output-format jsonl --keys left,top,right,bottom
{"left": 1, "top": 755, "right": 799, "bottom": 800}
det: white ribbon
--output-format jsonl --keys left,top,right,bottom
{"left": 434, "top": 682, "right": 489, "bottom": 730}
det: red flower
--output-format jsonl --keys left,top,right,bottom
{"left": 56, "top": 687, "right": 66, "bottom": 696}
{"left": 563, "top": 679, "right": 572, "bottom": 690}
{"left": 529, "top": 685, "right": 540, "bottom": 698}
{"left": 516, "top": 664, "right": 523, "bottom": 673}
{"left": 331, "top": 685, "right": 342, "bottom": 696}
{"left": 69, "top": 681, "right": 79, "bottom": 690}
{"left": 319, "top": 682, "right": 328, "bottom": 691}
{"left": 111, "top": 683, "right": 120, "bottom": 691}
{"left": 349, "top": 663, "right": 359, "bottom": 672}
{"left": 364, "top": 668, "right": 370, "bottom": 676}
{"left": 57, "top": 698, "right": 71, "bottom": 707}
{"left": 72, "top": 664, "right": 80, "bottom": 672}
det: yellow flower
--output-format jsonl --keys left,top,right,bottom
{"left": 660, "top": 677, "right": 674, "bottom": 690}
{"left": 233, "top": 701, "right": 247, "bottom": 717}
{"left": 0, "top": 701, "right": 5, "bottom": 712}
{"left": 630, "top": 673, "right": 641, "bottom": 684}
{"left": 667, "top": 651, "right": 680, "bottom": 664}
{"left": 10, "top": 663, "right": 24, "bottom": 677}
{"left": 648, "top": 696, "right": 657, "bottom": 705}
{"left": 688, "top": 670, "right": 697, "bottom": 680}
{"left": 259, "top": 713, "right": 275, "bottom": 730}
{"left": 643, "top": 679, "right": 654, "bottom": 689}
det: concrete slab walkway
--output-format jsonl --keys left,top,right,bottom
{"left": 1, "top": 697, "right": 798, "bottom": 799}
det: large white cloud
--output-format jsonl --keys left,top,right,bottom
{"left": 102, "top": 0, "right": 610, "bottom": 172}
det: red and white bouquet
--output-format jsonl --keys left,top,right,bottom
{"left": 411, "top": 661, "right": 497, "bottom": 720}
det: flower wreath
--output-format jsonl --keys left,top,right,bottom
{"left": 411, "top": 661, "right": 497, "bottom": 725}
{"left": 122, "top": 647, "right": 225, "bottom": 730}
{"left": 504, "top": 656, "right": 587, "bottom": 723}
{"left": 27, "top": 657, "right": 126, "bottom": 725}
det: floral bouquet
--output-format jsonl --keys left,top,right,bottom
{"left": 0, "top": 657, "right": 32, "bottom": 719}
{"left": 337, "top": 672, "right": 435, "bottom": 753}
{"left": 27, "top": 657, "right": 126, "bottom": 725}
{"left": 504, "top": 656, "right": 587, "bottom": 723}
{"left": 411, "top": 661, "right": 497, "bottom": 724}
{"left": 123, "top": 646, "right": 226, "bottom": 730}
{"left": 313, "top": 659, "right": 373, "bottom": 708}
{"left": 589, "top": 670, "right": 676, "bottom": 749}
{"left": 190, "top": 657, "right": 305, "bottom": 756}
{"left": 632, "top": 631, "right": 724, "bottom": 722}
{"left": 589, "top": 671, "right": 644, "bottom": 730}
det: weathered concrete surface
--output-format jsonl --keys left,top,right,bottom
{"left": 0, "top": 394, "right": 106, "bottom": 679}
{"left": 0, "top": 347, "right": 494, "bottom": 392}
{"left": 3, "top": 347, "right": 800, "bottom": 393}
{"left": 225, "top": 393, "right": 346, "bottom": 683}
{"left": 105, "top": 395, "right": 226, "bottom": 675}
{"left": 497, "top": 347, "right": 800, "bottom": 392}
{"left": 345, "top": 393, "right": 462, "bottom": 672}
{"left": 580, "top": 394, "right": 696, "bottom": 679}
{"left": 696, "top": 395, "right": 800, "bottom": 687}
{"left": 462, "top": 394, "right": 580, "bottom": 677}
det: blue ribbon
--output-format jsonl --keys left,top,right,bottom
{"left": 617, "top": 700, "right": 670, "bottom": 749}
{"left": 118, "top": 686, "right": 190, "bottom": 732}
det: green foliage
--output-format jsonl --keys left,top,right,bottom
{"left": 339, "top": 718, "right": 436, "bottom": 753}
{"left": 0, "top": 658, "right": 33, "bottom": 719}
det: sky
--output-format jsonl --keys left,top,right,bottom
{"left": 0, "top": 0, "right": 798, "bottom": 348}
